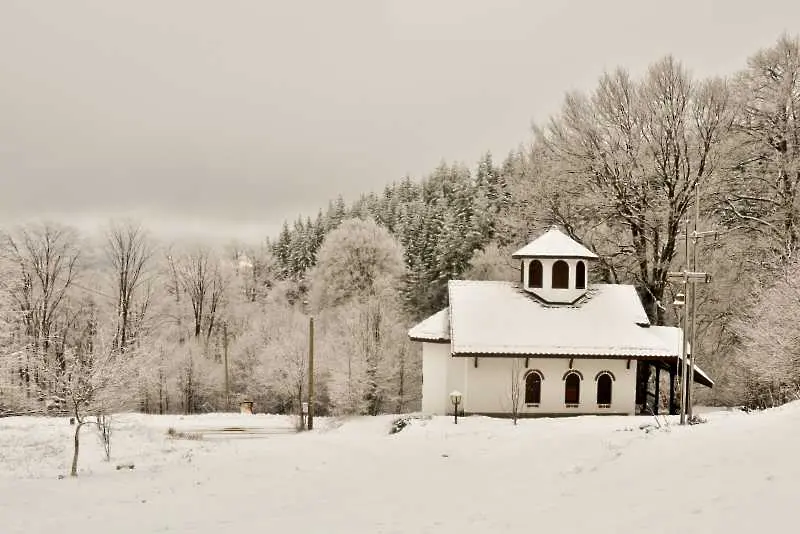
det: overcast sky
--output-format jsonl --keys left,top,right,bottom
{"left": 1, "top": 0, "right": 797, "bottom": 242}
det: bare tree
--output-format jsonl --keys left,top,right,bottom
{"left": 0, "top": 272, "right": 24, "bottom": 414}
{"left": 33, "top": 332, "right": 138, "bottom": 476}
{"left": 105, "top": 220, "right": 154, "bottom": 353}
{"left": 717, "top": 35, "right": 800, "bottom": 261}
{"left": 0, "top": 223, "right": 81, "bottom": 392}
{"left": 159, "top": 246, "right": 229, "bottom": 413}
{"left": 534, "top": 58, "right": 732, "bottom": 325}
{"left": 509, "top": 358, "right": 523, "bottom": 425}
{"left": 173, "top": 247, "right": 226, "bottom": 344}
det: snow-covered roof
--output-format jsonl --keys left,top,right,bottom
{"left": 408, "top": 308, "right": 450, "bottom": 342}
{"left": 648, "top": 326, "right": 715, "bottom": 388}
{"left": 447, "top": 280, "right": 670, "bottom": 357}
{"left": 408, "top": 281, "right": 713, "bottom": 387}
{"left": 512, "top": 226, "right": 598, "bottom": 259}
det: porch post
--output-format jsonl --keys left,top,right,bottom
{"left": 669, "top": 364, "right": 677, "bottom": 415}
{"left": 654, "top": 366, "right": 661, "bottom": 415}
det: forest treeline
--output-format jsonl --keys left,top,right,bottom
{"left": 2, "top": 34, "right": 799, "bottom": 416}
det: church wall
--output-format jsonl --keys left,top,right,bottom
{"left": 421, "top": 342, "right": 456, "bottom": 415}
{"left": 423, "top": 354, "right": 638, "bottom": 416}
{"left": 422, "top": 344, "right": 639, "bottom": 416}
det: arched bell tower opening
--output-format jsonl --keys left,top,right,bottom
{"left": 528, "top": 260, "right": 543, "bottom": 288}
{"left": 512, "top": 226, "right": 598, "bottom": 305}
{"left": 576, "top": 261, "right": 586, "bottom": 290}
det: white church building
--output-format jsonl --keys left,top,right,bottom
{"left": 409, "top": 226, "right": 713, "bottom": 417}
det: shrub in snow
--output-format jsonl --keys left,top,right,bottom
{"left": 390, "top": 416, "right": 411, "bottom": 434}
{"left": 688, "top": 415, "right": 707, "bottom": 425}
{"left": 389, "top": 414, "right": 430, "bottom": 434}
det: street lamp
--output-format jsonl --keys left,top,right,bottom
{"left": 449, "top": 390, "right": 462, "bottom": 424}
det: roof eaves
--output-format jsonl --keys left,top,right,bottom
{"left": 510, "top": 252, "right": 599, "bottom": 260}
{"left": 409, "top": 335, "right": 450, "bottom": 343}
{"left": 452, "top": 348, "right": 678, "bottom": 358}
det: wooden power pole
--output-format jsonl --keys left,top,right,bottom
{"left": 688, "top": 183, "right": 718, "bottom": 419}
{"left": 223, "top": 321, "right": 230, "bottom": 411}
{"left": 307, "top": 315, "right": 315, "bottom": 430}
{"left": 667, "top": 182, "right": 715, "bottom": 425}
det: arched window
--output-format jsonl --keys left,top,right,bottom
{"left": 576, "top": 260, "right": 586, "bottom": 290}
{"left": 564, "top": 371, "right": 581, "bottom": 406}
{"left": 524, "top": 371, "right": 543, "bottom": 405}
{"left": 552, "top": 260, "right": 569, "bottom": 289}
{"left": 596, "top": 373, "right": 613, "bottom": 406}
{"left": 528, "top": 260, "right": 543, "bottom": 289}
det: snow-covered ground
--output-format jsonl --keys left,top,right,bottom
{"left": 1, "top": 405, "right": 796, "bottom": 533}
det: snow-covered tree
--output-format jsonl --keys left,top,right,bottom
{"left": 464, "top": 243, "right": 519, "bottom": 282}
{"left": 310, "top": 219, "right": 413, "bottom": 414}
{"left": 733, "top": 260, "right": 800, "bottom": 408}
{"left": 717, "top": 35, "right": 800, "bottom": 262}
{"left": 535, "top": 57, "right": 732, "bottom": 325}
{"left": 35, "top": 335, "right": 140, "bottom": 476}
{"left": 0, "top": 223, "right": 82, "bottom": 396}
{"left": 309, "top": 218, "right": 405, "bottom": 310}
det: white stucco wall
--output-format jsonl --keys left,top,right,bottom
{"left": 421, "top": 342, "right": 638, "bottom": 416}
{"left": 421, "top": 342, "right": 457, "bottom": 414}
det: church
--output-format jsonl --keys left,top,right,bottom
{"left": 408, "top": 226, "right": 713, "bottom": 417}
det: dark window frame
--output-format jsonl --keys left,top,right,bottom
{"left": 596, "top": 372, "right": 613, "bottom": 406}
{"left": 524, "top": 370, "right": 544, "bottom": 405}
{"left": 564, "top": 371, "right": 581, "bottom": 406}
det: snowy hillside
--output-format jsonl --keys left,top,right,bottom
{"left": 1, "top": 405, "right": 797, "bottom": 533}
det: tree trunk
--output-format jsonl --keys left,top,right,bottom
{"left": 70, "top": 421, "right": 84, "bottom": 477}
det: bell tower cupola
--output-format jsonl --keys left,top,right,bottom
{"left": 512, "top": 226, "right": 598, "bottom": 304}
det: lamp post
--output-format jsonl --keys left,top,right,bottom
{"left": 449, "top": 390, "right": 462, "bottom": 424}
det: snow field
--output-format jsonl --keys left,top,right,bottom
{"left": 0, "top": 406, "right": 796, "bottom": 533}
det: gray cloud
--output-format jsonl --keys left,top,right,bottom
{"left": 1, "top": 0, "right": 796, "bottom": 240}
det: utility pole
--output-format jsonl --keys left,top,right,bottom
{"left": 667, "top": 183, "right": 715, "bottom": 425}
{"left": 689, "top": 187, "right": 699, "bottom": 421}
{"left": 688, "top": 182, "right": 718, "bottom": 419}
{"left": 668, "top": 267, "right": 710, "bottom": 425}
{"left": 678, "top": 219, "right": 691, "bottom": 426}
{"left": 307, "top": 315, "right": 315, "bottom": 431}
{"left": 223, "top": 320, "right": 230, "bottom": 411}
